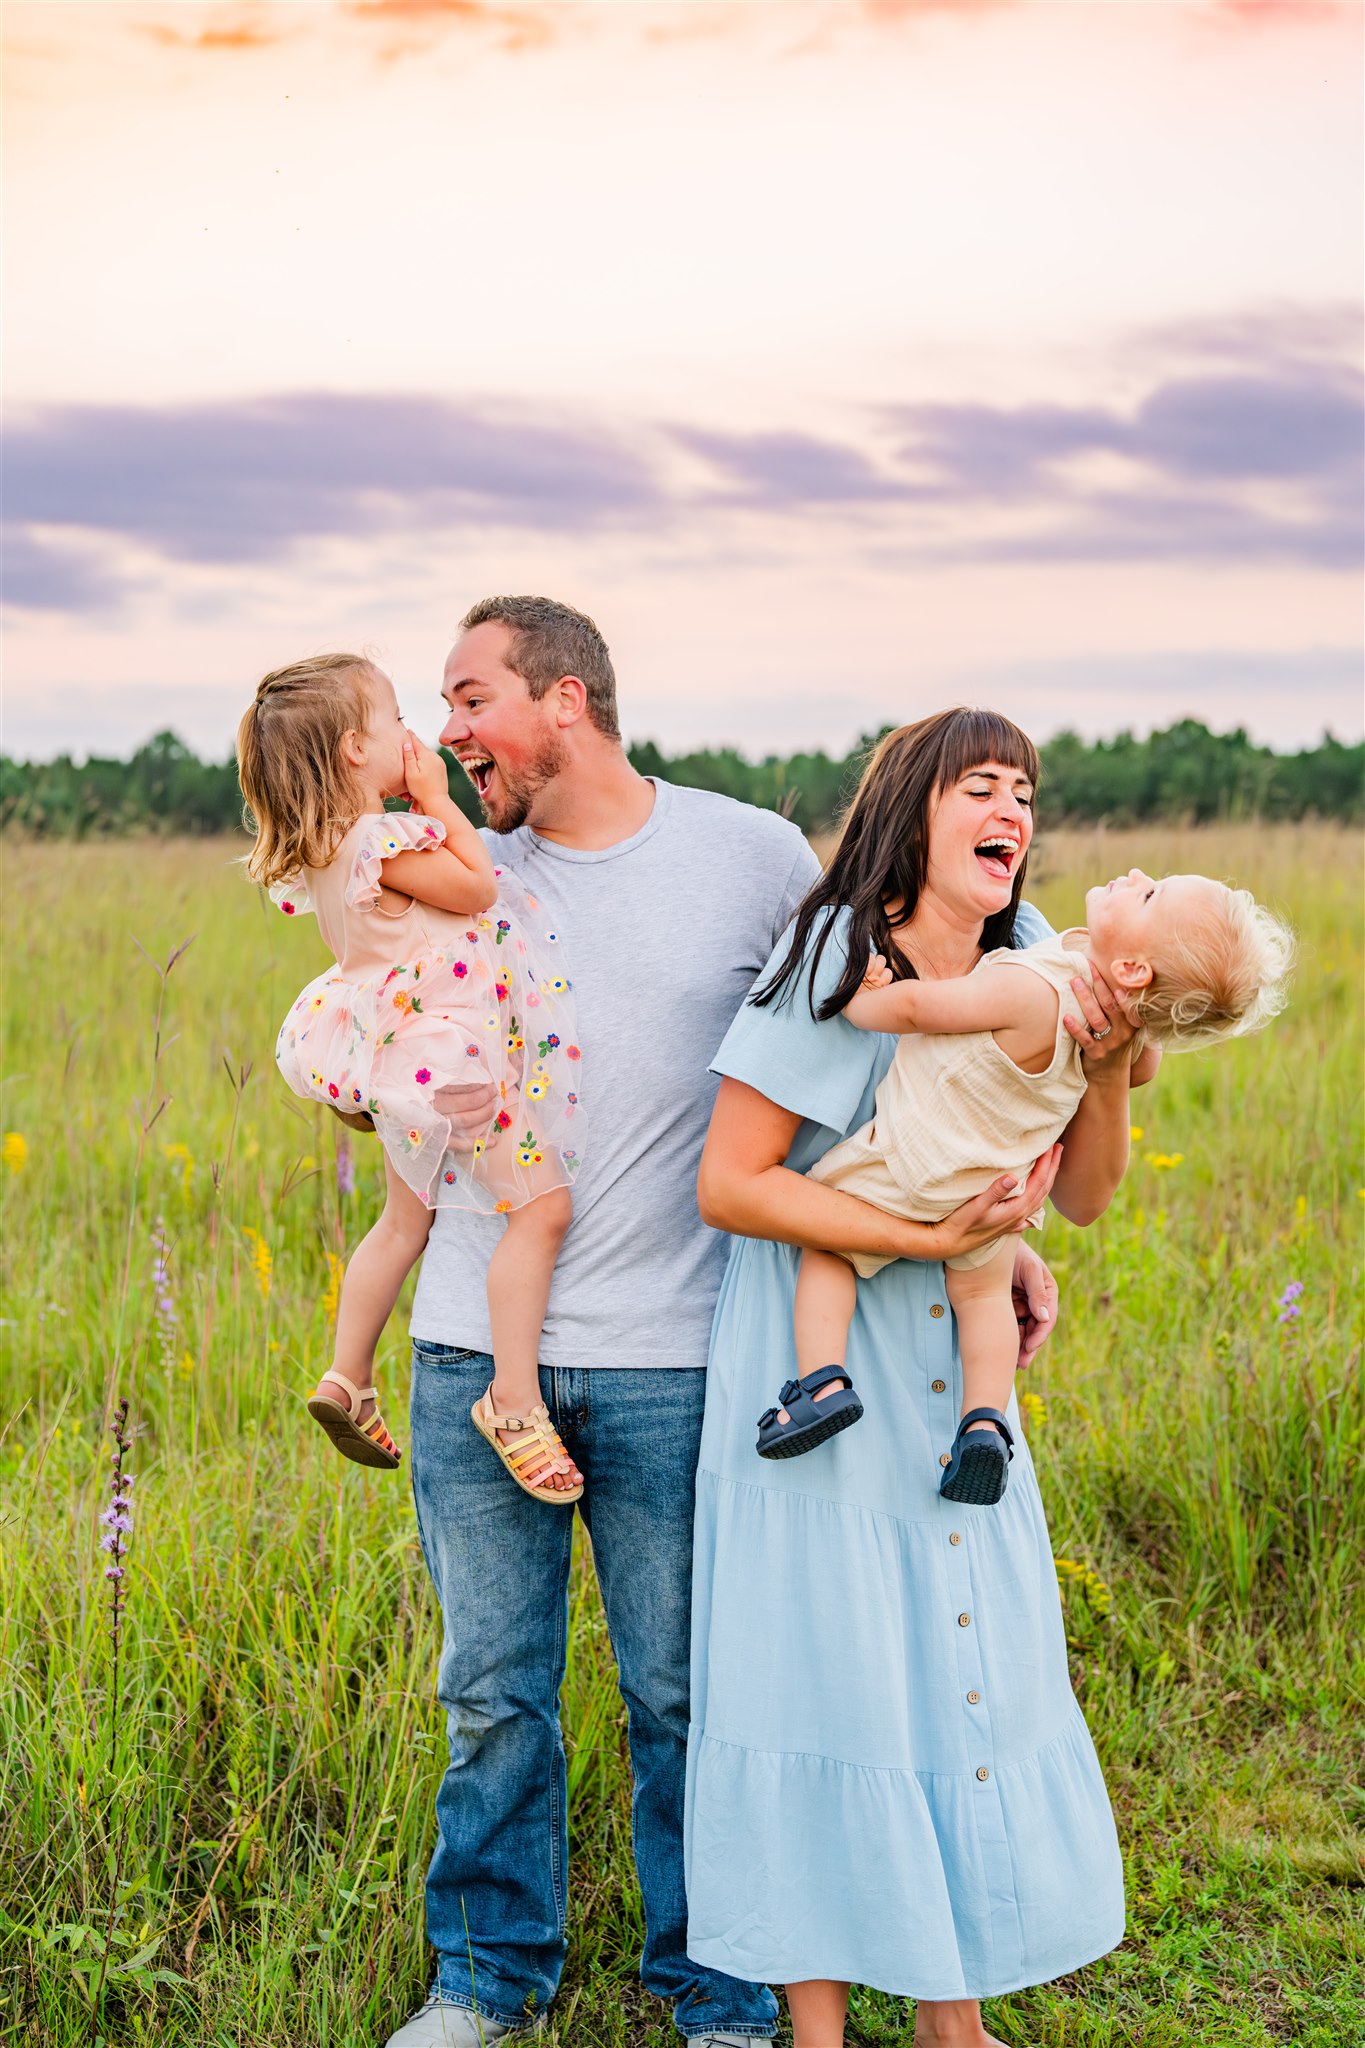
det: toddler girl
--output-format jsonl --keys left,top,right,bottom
{"left": 758, "top": 861, "right": 1293, "bottom": 1501}
{"left": 238, "top": 652, "right": 586, "bottom": 1503}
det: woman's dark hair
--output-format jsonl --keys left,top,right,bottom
{"left": 753, "top": 707, "right": 1041, "bottom": 1021}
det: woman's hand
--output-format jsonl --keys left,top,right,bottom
{"left": 928, "top": 1142, "right": 1062, "bottom": 1262}
{"left": 1063, "top": 965, "right": 1141, "bottom": 1076}
{"left": 402, "top": 731, "right": 451, "bottom": 812}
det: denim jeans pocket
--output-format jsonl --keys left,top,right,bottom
{"left": 412, "top": 1340, "right": 489, "bottom": 1368}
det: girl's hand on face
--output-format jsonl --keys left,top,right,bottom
{"left": 929, "top": 1143, "right": 1063, "bottom": 1261}
{"left": 402, "top": 732, "right": 450, "bottom": 811}
{"left": 1064, "top": 965, "right": 1140, "bottom": 1074}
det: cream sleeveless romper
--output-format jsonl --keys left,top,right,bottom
{"left": 808, "top": 933, "right": 1092, "bottom": 1275}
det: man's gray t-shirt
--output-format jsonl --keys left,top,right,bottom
{"left": 410, "top": 777, "right": 821, "bottom": 1370}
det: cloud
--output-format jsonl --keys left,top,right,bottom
{"left": 341, "top": 0, "right": 561, "bottom": 57}
{"left": 5, "top": 322, "right": 1361, "bottom": 610}
{"left": 671, "top": 428, "right": 916, "bottom": 506}
{"left": 1134, "top": 302, "right": 1364, "bottom": 375}
{"left": 138, "top": 18, "right": 284, "bottom": 53}
{"left": 0, "top": 529, "right": 131, "bottom": 615}
{"left": 3, "top": 395, "right": 664, "bottom": 602}
{"left": 889, "top": 366, "right": 1362, "bottom": 491}
{"left": 1212, "top": 1, "right": 1347, "bottom": 28}
{"left": 672, "top": 353, "right": 1362, "bottom": 567}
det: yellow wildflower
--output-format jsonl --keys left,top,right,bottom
{"left": 163, "top": 1140, "right": 194, "bottom": 1196}
{"left": 242, "top": 1227, "right": 273, "bottom": 1300}
{"left": 1129, "top": 1126, "right": 1144, "bottom": 1143}
{"left": 2, "top": 1132, "right": 27, "bottom": 1173}
{"left": 322, "top": 1251, "right": 346, "bottom": 1331}
{"left": 1143, "top": 1151, "right": 1184, "bottom": 1170}
{"left": 179, "top": 1349, "right": 196, "bottom": 1380}
{"left": 1019, "top": 1389, "right": 1047, "bottom": 1433}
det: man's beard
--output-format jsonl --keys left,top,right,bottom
{"left": 479, "top": 730, "right": 569, "bottom": 834}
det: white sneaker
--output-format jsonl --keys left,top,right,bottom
{"left": 382, "top": 1991, "right": 537, "bottom": 2047}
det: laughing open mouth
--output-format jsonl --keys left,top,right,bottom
{"left": 974, "top": 835, "right": 1019, "bottom": 880}
{"left": 459, "top": 754, "right": 495, "bottom": 799}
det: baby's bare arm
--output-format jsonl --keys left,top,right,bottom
{"left": 845, "top": 962, "right": 1055, "bottom": 1060}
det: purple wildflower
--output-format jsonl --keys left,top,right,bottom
{"left": 336, "top": 1137, "right": 356, "bottom": 1198}
{"left": 150, "top": 1217, "right": 178, "bottom": 1371}
{"left": 1277, "top": 1279, "right": 1305, "bottom": 1326}
{"left": 103, "top": 1400, "right": 134, "bottom": 1771}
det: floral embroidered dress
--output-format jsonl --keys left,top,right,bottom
{"left": 272, "top": 811, "right": 584, "bottom": 1212}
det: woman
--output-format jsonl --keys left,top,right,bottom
{"left": 685, "top": 710, "right": 1155, "bottom": 2048}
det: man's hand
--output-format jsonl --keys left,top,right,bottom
{"left": 1012, "top": 1240, "right": 1058, "bottom": 1371}
{"left": 330, "top": 1104, "right": 375, "bottom": 1133}
{"left": 432, "top": 1076, "right": 500, "bottom": 1152}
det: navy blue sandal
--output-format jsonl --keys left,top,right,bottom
{"left": 756, "top": 1365, "right": 864, "bottom": 1460}
{"left": 938, "top": 1407, "right": 1015, "bottom": 1505}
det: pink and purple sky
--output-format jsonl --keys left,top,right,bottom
{"left": 4, "top": 0, "right": 1362, "bottom": 764}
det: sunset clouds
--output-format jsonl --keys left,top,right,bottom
{"left": 4, "top": 1, "right": 1361, "bottom": 759}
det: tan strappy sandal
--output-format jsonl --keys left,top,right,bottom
{"left": 306, "top": 1369, "right": 402, "bottom": 1470}
{"left": 471, "top": 1385, "right": 583, "bottom": 1505}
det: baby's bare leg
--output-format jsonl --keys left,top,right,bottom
{"left": 486, "top": 1184, "right": 580, "bottom": 1489}
{"left": 319, "top": 1156, "right": 433, "bottom": 1425}
{"left": 794, "top": 1248, "right": 858, "bottom": 1373}
{"left": 764, "top": 1248, "right": 862, "bottom": 1426}
{"left": 945, "top": 1239, "right": 1020, "bottom": 1429}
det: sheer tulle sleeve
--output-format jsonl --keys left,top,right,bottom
{"left": 345, "top": 811, "right": 448, "bottom": 911}
{"left": 269, "top": 874, "right": 314, "bottom": 917}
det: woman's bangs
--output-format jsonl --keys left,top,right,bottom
{"left": 936, "top": 710, "right": 1039, "bottom": 791}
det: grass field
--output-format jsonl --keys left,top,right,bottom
{"left": 2, "top": 821, "right": 1362, "bottom": 2048}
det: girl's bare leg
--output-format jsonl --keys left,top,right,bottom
{"left": 786, "top": 1977, "right": 850, "bottom": 2048}
{"left": 486, "top": 1184, "right": 580, "bottom": 1490}
{"left": 944, "top": 1239, "right": 1020, "bottom": 1433}
{"left": 913, "top": 1997, "right": 1006, "bottom": 2046}
{"left": 316, "top": 1156, "right": 433, "bottom": 1428}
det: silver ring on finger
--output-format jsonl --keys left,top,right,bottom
{"left": 1091, "top": 1022, "right": 1113, "bottom": 1040}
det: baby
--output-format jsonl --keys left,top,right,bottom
{"left": 757, "top": 867, "right": 1293, "bottom": 1502}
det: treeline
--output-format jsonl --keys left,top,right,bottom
{"left": 1, "top": 719, "right": 1360, "bottom": 840}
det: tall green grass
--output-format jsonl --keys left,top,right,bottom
{"left": 2, "top": 823, "right": 1361, "bottom": 2047}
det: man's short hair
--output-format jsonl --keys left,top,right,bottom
{"left": 460, "top": 595, "right": 620, "bottom": 741}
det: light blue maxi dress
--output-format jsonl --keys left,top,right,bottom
{"left": 684, "top": 907, "right": 1125, "bottom": 1999}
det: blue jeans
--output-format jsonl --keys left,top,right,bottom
{"left": 409, "top": 1343, "right": 779, "bottom": 2039}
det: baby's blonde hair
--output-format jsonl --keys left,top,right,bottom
{"left": 237, "top": 653, "right": 379, "bottom": 887}
{"left": 1134, "top": 883, "right": 1295, "bottom": 1050}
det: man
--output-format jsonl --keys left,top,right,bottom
{"left": 386, "top": 596, "right": 1061, "bottom": 2047}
